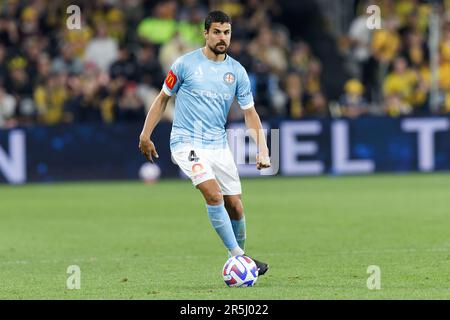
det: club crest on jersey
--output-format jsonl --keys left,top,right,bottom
{"left": 223, "top": 72, "right": 235, "bottom": 85}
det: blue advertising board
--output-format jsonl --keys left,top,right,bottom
{"left": 1, "top": 117, "right": 450, "bottom": 184}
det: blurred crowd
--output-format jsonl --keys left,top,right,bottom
{"left": 2, "top": 0, "right": 450, "bottom": 129}
{"left": 340, "top": 0, "right": 450, "bottom": 118}
{"left": 0, "top": 0, "right": 331, "bottom": 129}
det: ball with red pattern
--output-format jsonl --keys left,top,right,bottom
{"left": 222, "top": 255, "right": 258, "bottom": 287}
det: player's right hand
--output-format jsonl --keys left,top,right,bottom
{"left": 139, "top": 136, "right": 159, "bottom": 162}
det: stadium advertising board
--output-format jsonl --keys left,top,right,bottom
{"left": 1, "top": 117, "right": 450, "bottom": 184}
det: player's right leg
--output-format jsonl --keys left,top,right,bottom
{"left": 208, "top": 148, "right": 270, "bottom": 275}
{"left": 197, "top": 180, "right": 269, "bottom": 275}
{"left": 171, "top": 146, "right": 244, "bottom": 256}
{"left": 196, "top": 179, "right": 244, "bottom": 257}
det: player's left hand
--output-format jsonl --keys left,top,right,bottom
{"left": 256, "top": 153, "right": 271, "bottom": 170}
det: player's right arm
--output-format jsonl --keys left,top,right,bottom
{"left": 139, "top": 57, "right": 184, "bottom": 162}
{"left": 139, "top": 90, "right": 171, "bottom": 162}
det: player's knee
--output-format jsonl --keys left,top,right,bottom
{"left": 226, "top": 200, "right": 244, "bottom": 219}
{"left": 233, "top": 206, "right": 244, "bottom": 220}
{"left": 205, "top": 191, "right": 223, "bottom": 206}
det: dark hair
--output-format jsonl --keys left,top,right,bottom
{"left": 204, "top": 11, "right": 231, "bottom": 31}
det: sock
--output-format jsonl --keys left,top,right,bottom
{"left": 207, "top": 203, "right": 244, "bottom": 256}
{"left": 231, "top": 217, "right": 246, "bottom": 251}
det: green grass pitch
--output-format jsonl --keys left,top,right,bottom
{"left": 0, "top": 174, "right": 449, "bottom": 299}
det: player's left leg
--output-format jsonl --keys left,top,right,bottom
{"left": 211, "top": 148, "right": 269, "bottom": 275}
{"left": 223, "top": 194, "right": 268, "bottom": 275}
{"left": 224, "top": 195, "right": 246, "bottom": 251}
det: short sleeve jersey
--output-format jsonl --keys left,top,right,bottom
{"left": 162, "top": 48, "right": 254, "bottom": 150}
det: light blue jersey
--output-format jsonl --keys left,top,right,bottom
{"left": 162, "top": 48, "right": 254, "bottom": 151}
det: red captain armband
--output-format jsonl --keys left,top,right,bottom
{"left": 164, "top": 70, "right": 177, "bottom": 90}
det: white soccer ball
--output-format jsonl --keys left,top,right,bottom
{"left": 222, "top": 255, "right": 258, "bottom": 287}
{"left": 139, "top": 163, "right": 161, "bottom": 183}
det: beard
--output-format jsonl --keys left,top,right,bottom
{"left": 209, "top": 42, "right": 228, "bottom": 55}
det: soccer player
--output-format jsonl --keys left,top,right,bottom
{"left": 138, "top": 11, "right": 270, "bottom": 275}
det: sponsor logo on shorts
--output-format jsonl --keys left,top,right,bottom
{"left": 192, "top": 162, "right": 206, "bottom": 180}
{"left": 192, "top": 163, "right": 204, "bottom": 173}
{"left": 193, "top": 172, "right": 207, "bottom": 180}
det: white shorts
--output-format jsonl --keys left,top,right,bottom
{"left": 171, "top": 144, "right": 242, "bottom": 195}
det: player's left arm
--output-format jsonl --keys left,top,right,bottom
{"left": 236, "top": 65, "right": 270, "bottom": 170}
{"left": 243, "top": 106, "right": 271, "bottom": 170}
